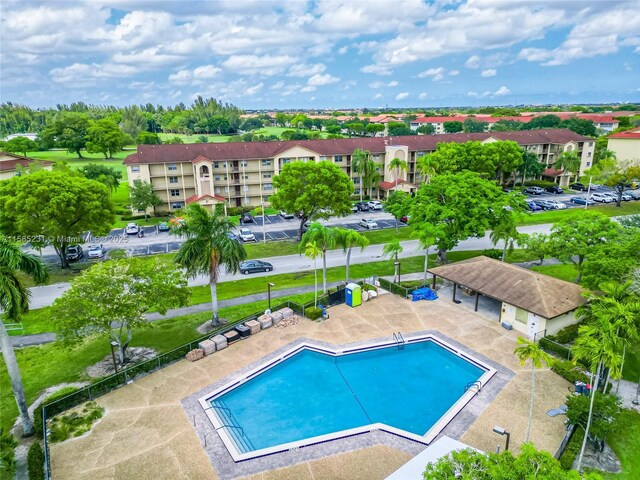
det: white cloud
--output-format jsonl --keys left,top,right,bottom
{"left": 481, "top": 69, "right": 497, "bottom": 77}
{"left": 465, "top": 55, "right": 480, "bottom": 69}
{"left": 288, "top": 63, "right": 326, "bottom": 77}
{"left": 494, "top": 85, "right": 510, "bottom": 96}
{"left": 467, "top": 86, "right": 510, "bottom": 98}
{"left": 448, "top": 70, "right": 459, "bottom": 76}
{"left": 50, "top": 62, "right": 137, "bottom": 86}
{"left": 338, "top": 46, "right": 348, "bottom": 54}
{"left": 418, "top": 92, "right": 428, "bottom": 100}
{"left": 418, "top": 67, "right": 444, "bottom": 78}
{"left": 369, "top": 80, "right": 399, "bottom": 88}
{"left": 395, "top": 92, "right": 409, "bottom": 100}
{"left": 467, "top": 91, "right": 478, "bottom": 97}
{"left": 373, "top": 93, "right": 383, "bottom": 99}
{"left": 361, "top": 64, "right": 393, "bottom": 75}
{"left": 222, "top": 54, "right": 296, "bottom": 75}
{"left": 300, "top": 85, "right": 317, "bottom": 92}
{"left": 308, "top": 73, "right": 339, "bottom": 86}
{"left": 193, "top": 65, "right": 222, "bottom": 79}
{"left": 245, "top": 82, "right": 264, "bottom": 95}
{"left": 168, "top": 69, "right": 192, "bottom": 85}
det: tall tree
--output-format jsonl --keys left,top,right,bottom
{"left": 3, "top": 136, "right": 38, "bottom": 157}
{"left": 0, "top": 171, "right": 115, "bottom": 269}
{"left": 443, "top": 121, "right": 463, "bottom": 133}
{"left": 270, "top": 161, "right": 354, "bottom": 240}
{"left": 382, "top": 240, "right": 403, "bottom": 282}
{"left": 514, "top": 337, "right": 552, "bottom": 443}
{"left": 0, "top": 237, "right": 49, "bottom": 436}
{"left": 572, "top": 318, "right": 622, "bottom": 472}
{"left": 300, "top": 223, "right": 336, "bottom": 294}
{"left": 334, "top": 228, "right": 370, "bottom": 284}
{"left": 86, "top": 119, "right": 129, "bottom": 158}
{"left": 173, "top": 204, "right": 246, "bottom": 326}
{"left": 517, "top": 151, "right": 545, "bottom": 185}
{"left": 490, "top": 213, "right": 520, "bottom": 262}
{"left": 383, "top": 190, "right": 412, "bottom": 232}
{"left": 519, "top": 233, "right": 551, "bottom": 266}
{"left": 129, "top": 180, "right": 162, "bottom": 220}
{"left": 53, "top": 258, "right": 188, "bottom": 364}
{"left": 304, "top": 241, "right": 322, "bottom": 307}
{"left": 549, "top": 212, "right": 620, "bottom": 283}
{"left": 39, "top": 112, "right": 90, "bottom": 158}
{"left": 604, "top": 165, "right": 640, "bottom": 206}
{"left": 555, "top": 151, "right": 582, "bottom": 183}
{"left": 410, "top": 171, "right": 526, "bottom": 263}
{"left": 388, "top": 157, "right": 408, "bottom": 192}
{"left": 582, "top": 227, "right": 640, "bottom": 289}
{"left": 351, "top": 148, "right": 371, "bottom": 202}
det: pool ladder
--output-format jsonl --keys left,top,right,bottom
{"left": 209, "top": 401, "right": 255, "bottom": 453}
{"left": 393, "top": 332, "right": 406, "bottom": 350}
{"left": 465, "top": 380, "right": 482, "bottom": 395}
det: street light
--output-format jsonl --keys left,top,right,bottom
{"left": 267, "top": 282, "right": 275, "bottom": 310}
{"left": 109, "top": 341, "right": 119, "bottom": 373}
{"left": 493, "top": 425, "right": 510, "bottom": 451}
{"left": 394, "top": 261, "right": 401, "bottom": 284}
{"left": 261, "top": 202, "right": 266, "bottom": 244}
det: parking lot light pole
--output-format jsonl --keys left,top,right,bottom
{"left": 261, "top": 202, "right": 266, "bottom": 244}
{"left": 585, "top": 175, "right": 592, "bottom": 210}
{"left": 492, "top": 425, "right": 510, "bottom": 451}
{"left": 267, "top": 282, "right": 275, "bottom": 310}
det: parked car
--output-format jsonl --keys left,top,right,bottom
{"left": 239, "top": 227, "right": 256, "bottom": 242}
{"left": 525, "top": 186, "right": 544, "bottom": 195}
{"left": 400, "top": 215, "right": 411, "bottom": 223}
{"left": 302, "top": 221, "right": 311, "bottom": 233}
{"left": 544, "top": 200, "right": 567, "bottom": 210}
{"left": 569, "top": 183, "right": 588, "bottom": 191}
{"left": 158, "top": 222, "right": 170, "bottom": 232}
{"left": 87, "top": 244, "right": 106, "bottom": 259}
{"left": 526, "top": 201, "right": 543, "bottom": 212}
{"left": 351, "top": 204, "right": 358, "bottom": 213}
{"left": 591, "top": 192, "right": 614, "bottom": 203}
{"left": 239, "top": 260, "right": 273, "bottom": 274}
{"left": 570, "top": 196, "right": 595, "bottom": 205}
{"left": 368, "top": 200, "right": 383, "bottom": 210}
{"left": 125, "top": 222, "right": 139, "bottom": 235}
{"left": 359, "top": 218, "right": 379, "bottom": 229}
{"left": 65, "top": 245, "right": 84, "bottom": 262}
{"left": 355, "top": 201, "right": 370, "bottom": 211}
{"left": 602, "top": 192, "right": 617, "bottom": 202}
{"left": 280, "top": 211, "right": 295, "bottom": 219}
{"left": 589, "top": 183, "right": 601, "bottom": 190}
{"left": 227, "top": 232, "right": 240, "bottom": 242}
{"left": 620, "top": 193, "right": 633, "bottom": 201}
{"left": 241, "top": 212, "right": 254, "bottom": 223}
{"left": 626, "top": 190, "right": 640, "bottom": 200}
{"left": 532, "top": 200, "right": 556, "bottom": 210}
{"left": 545, "top": 185, "right": 564, "bottom": 194}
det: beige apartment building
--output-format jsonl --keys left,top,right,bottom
{"left": 607, "top": 128, "right": 640, "bottom": 165}
{"left": 0, "top": 151, "right": 53, "bottom": 180}
{"left": 123, "top": 129, "right": 594, "bottom": 213}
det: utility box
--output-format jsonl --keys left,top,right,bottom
{"left": 346, "top": 283, "right": 362, "bottom": 307}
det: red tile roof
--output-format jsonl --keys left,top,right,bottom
{"left": 185, "top": 193, "right": 226, "bottom": 204}
{"left": 122, "top": 129, "right": 593, "bottom": 166}
{"left": 0, "top": 152, "right": 54, "bottom": 172}
{"left": 543, "top": 168, "right": 564, "bottom": 177}
{"left": 379, "top": 179, "right": 406, "bottom": 191}
{"left": 609, "top": 128, "right": 640, "bottom": 139}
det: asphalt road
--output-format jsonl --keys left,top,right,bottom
{"left": 28, "top": 222, "right": 555, "bottom": 309}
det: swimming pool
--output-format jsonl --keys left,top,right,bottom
{"left": 200, "top": 335, "right": 495, "bottom": 461}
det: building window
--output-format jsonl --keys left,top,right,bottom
{"left": 241, "top": 161, "right": 248, "bottom": 167}
{"left": 131, "top": 166, "right": 140, "bottom": 172}
{"left": 373, "top": 154, "right": 380, "bottom": 160}
{"left": 214, "top": 175, "right": 221, "bottom": 181}
{"left": 589, "top": 142, "right": 593, "bottom": 147}
{"left": 168, "top": 164, "right": 177, "bottom": 171}
{"left": 263, "top": 183, "right": 273, "bottom": 191}
{"left": 214, "top": 162, "right": 219, "bottom": 169}
{"left": 320, "top": 156, "right": 329, "bottom": 161}
{"left": 416, "top": 151, "right": 425, "bottom": 157}
{"left": 281, "top": 158, "right": 291, "bottom": 164}
{"left": 169, "top": 176, "right": 179, "bottom": 184}
{"left": 263, "top": 196, "right": 270, "bottom": 202}
{"left": 215, "top": 187, "right": 221, "bottom": 193}
{"left": 261, "top": 159, "right": 271, "bottom": 166}
{"left": 353, "top": 177, "right": 360, "bottom": 184}
{"left": 263, "top": 173, "right": 272, "bottom": 179}
{"left": 171, "top": 202, "right": 184, "bottom": 209}
{"left": 170, "top": 189, "right": 180, "bottom": 197}
{"left": 243, "top": 175, "right": 249, "bottom": 179}
{"left": 586, "top": 161, "right": 591, "bottom": 167}
{"left": 335, "top": 155, "right": 343, "bottom": 162}
{"left": 354, "top": 188, "right": 361, "bottom": 195}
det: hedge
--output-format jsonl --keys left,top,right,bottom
{"left": 27, "top": 442, "right": 45, "bottom": 480}
{"left": 524, "top": 180, "right": 559, "bottom": 188}
{"left": 539, "top": 337, "right": 572, "bottom": 359}
{"left": 305, "top": 306, "right": 322, "bottom": 320}
{"left": 555, "top": 323, "right": 583, "bottom": 344}
{"left": 551, "top": 359, "right": 590, "bottom": 385}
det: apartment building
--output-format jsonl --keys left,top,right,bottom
{"left": 607, "top": 128, "right": 640, "bottom": 164}
{"left": 123, "top": 129, "right": 594, "bottom": 213}
{"left": 0, "top": 151, "right": 53, "bottom": 180}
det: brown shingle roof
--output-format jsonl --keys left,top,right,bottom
{"left": 427, "top": 256, "right": 587, "bottom": 319}
{"left": 0, "top": 152, "right": 54, "bottom": 172}
{"left": 122, "top": 129, "right": 593, "bottom": 166}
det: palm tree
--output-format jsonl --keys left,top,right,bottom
{"left": 173, "top": 204, "right": 246, "bottom": 326}
{"left": 555, "top": 151, "right": 581, "bottom": 183}
{"left": 572, "top": 318, "right": 622, "bottom": 472}
{"left": 419, "top": 234, "right": 435, "bottom": 283}
{"left": 334, "top": 228, "right": 370, "bottom": 283}
{"left": 0, "top": 236, "right": 49, "bottom": 436}
{"left": 388, "top": 157, "right": 408, "bottom": 193}
{"left": 351, "top": 148, "right": 370, "bottom": 202}
{"left": 513, "top": 337, "right": 552, "bottom": 443}
{"left": 300, "top": 223, "right": 336, "bottom": 294}
{"left": 383, "top": 240, "right": 403, "bottom": 282}
{"left": 304, "top": 241, "right": 322, "bottom": 307}
{"left": 490, "top": 218, "right": 520, "bottom": 262}
{"left": 416, "top": 154, "right": 437, "bottom": 184}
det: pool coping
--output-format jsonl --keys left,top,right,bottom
{"left": 198, "top": 333, "right": 496, "bottom": 462}
{"left": 181, "top": 330, "right": 514, "bottom": 480}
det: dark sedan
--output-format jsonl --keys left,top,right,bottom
{"left": 545, "top": 185, "right": 564, "bottom": 194}
{"left": 355, "top": 201, "right": 370, "bottom": 211}
{"left": 533, "top": 200, "right": 556, "bottom": 210}
{"left": 570, "top": 196, "right": 595, "bottom": 206}
{"left": 239, "top": 260, "right": 273, "bottom": 274}
{"left": 569, "top": 183, "right": 588, "bottom": 192}
{"left": 241, "top": 212, "right": 254, "bottom": 223}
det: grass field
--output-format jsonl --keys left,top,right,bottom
{"left": 600, "top": 409, "right": 640, "bottom": 479}
{"left": 530, "top": 264, "right": 579, "bottom": 283}
{"left": 517, "top": 202, "right": 640, "bottom": 225}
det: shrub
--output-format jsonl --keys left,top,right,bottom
{"left": 47, "top": 402, "right": 104, "bottom": 443}
{"left": 305, "top": 306, "right": 322, "bottom": 320}
{"left": 361, "top": 283, "right": 378, "bottom": 292}
{"left": 27, "top": 442, "right": 45, "bottom": 480}
{"left": 524, "top": 180, "right": 558, "bottom": 188}
{"left": 481, "top": 248, "right": 502, "bottom": 260}
{"left": 555, "top": 322, "right": 583, "bottom": 344}
{"left": 226, "top": 207, "right": 244, "bottom": 217}
{"left": 558, "top": 428, "right": 582, "bottom": 470}
{"left": 539, "top": 337, "right": 572, "bottom": 359}
{"left": 0, "top": 428, "right": 17, "bottom": 479}
{"left": 551, "top": 359, "right": 589, "bottom": 385}
{"left": 34, "top": 387, "right": 81, "bottom": 436}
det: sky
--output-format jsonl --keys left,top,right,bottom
{"left": 1, "top": 0, "right": 639, "bottom": 109}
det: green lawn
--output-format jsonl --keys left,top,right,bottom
{"left": 600, "top": 409, "right": 640, "bottom": 479}
{"left": 622, "top": 344, "right": 640, "bottom": 382}
{"left": 517, "top": 202, "right": 640, "bottom": 225}
{"left": 0, "top": 291, "right": 315, "bottom": 432}
{"left": 530, "top": 264, "right": 580, "bottom": 283}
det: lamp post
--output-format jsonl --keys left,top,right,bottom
{"left": 492, "top": 425, "right": 510, "bottom": 451}
{"left": 267, "top": 282, "right": 275, "bottom": 310}
{"left": 109, "top": 341, "right": 119, "bottom": 373}
{"left": 394, "top": 261, "right": 401, "bottom": 284}
{"left": 261, "top": 202, "right": 266, "bottom": 244}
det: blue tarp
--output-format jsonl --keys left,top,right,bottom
{"left": 411, "top": 287, "right": 438, "bottom": 302}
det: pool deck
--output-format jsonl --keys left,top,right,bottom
{"left": 50, "top": 292, "right": 571, "bottom": 480}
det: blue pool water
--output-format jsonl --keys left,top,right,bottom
{"left": 209, "top": 340, "right": 484, "bottom": 453}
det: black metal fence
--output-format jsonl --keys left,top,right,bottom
{"left": 377, "top": 278, "right": 431, "bottom": 299}
{"left": 41, "top": 300, "right": 302, "bottom": 479}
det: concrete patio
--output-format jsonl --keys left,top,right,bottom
{"left": 50, "top": 292, "right": 571, "bottom": 480}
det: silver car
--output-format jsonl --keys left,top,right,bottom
{"left": 87, "top": 244, "right": 106, "bottom": 259}
{"left": 359, "top": 218, "right": 379, "bottom": 229}
{"left": 239, "top": 227, "right": 256, "bottom": 242}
